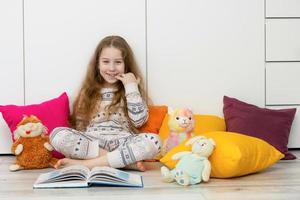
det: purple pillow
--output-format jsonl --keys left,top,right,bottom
{"left": 223, "top": 96, "right": 296, "bottom": 160}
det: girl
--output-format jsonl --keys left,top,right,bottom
{"left": 50, "top": 35, "right": 161, "bottom": 171}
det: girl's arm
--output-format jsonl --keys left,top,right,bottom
{"left": 124, "top": 82, "right": 149, "bottom": 128}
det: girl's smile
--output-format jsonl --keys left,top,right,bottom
{"left": 98, "top": 47, "right": 125, "bottom": 85}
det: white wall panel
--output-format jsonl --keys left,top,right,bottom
{"left": 147, "top": 0, "right": 264, "bottom": 116}
{"left": 0, "top": 0, "right": 23, "bottom": 153}
{"left": 24, "top": 0, "right": 146, "bottom": 105}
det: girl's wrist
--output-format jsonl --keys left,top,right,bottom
{"left": 124, "top": 82, "right": 139, "bottom": 95}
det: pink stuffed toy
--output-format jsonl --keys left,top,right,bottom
{"left": 161, "top": 108, "right": 195, "bottom": 155}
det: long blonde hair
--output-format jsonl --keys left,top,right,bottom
{"left": 70, "top": 35, "right": 147, "bottom": 132}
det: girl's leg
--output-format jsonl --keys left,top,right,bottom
{"left": 54, "top": 148, "right": 146, "bottom": 171}
{"left": 85, "top": 131, "right": 130, "bottom": 152}
{"left": 85, "top": 131, "right": 146, "bottom": 170}
{"left": 106, "top": 133, "right": 162, "bottom": 169}
{"left": 50, "top": 127, "right": 99, "bottom": 159}
{"left": 53, "top": 131, "right": 160, "bottom": 170}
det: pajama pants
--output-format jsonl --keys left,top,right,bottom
{"left": 50, "top": 127, "right": 162, "bottom": 168}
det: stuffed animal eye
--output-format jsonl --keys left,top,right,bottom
{"left": 189, "top": 117, "right": 192, "bottom": 120}
{"left": 176, "top": 117, "right": 179, "bottom": 120}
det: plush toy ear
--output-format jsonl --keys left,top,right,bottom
{"left": 185, "top": 136, "right": 206, "bottom": 146}
{"left": 168, "top": 106, "right": 174, "bottom": 114}
{"left": 185, "top": 107, "right": 193, "bottom": 113}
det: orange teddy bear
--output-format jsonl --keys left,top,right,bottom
{"left": 9, "top": 115, "right": 58, "bottom": 171}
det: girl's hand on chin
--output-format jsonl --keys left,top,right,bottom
{"left": 115, "top": 73, "right": 140, "bottom": 85}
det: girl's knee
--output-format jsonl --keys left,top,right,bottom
{"left": 51, "top": 127, "right": 67, "bottom": 134}
{"left": 140, "top": 133, "right": 162, "bottom": 152}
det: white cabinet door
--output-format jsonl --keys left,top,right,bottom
{"left": 266, "top": 0, "right": 300, "bottom": 17}
{"left": 0, "top": 0, "right": 23, "bottom": 153}
{"left": 266, "top": 63, "right": 300, "bottom": 105}
{"left": 24, "top": 0, "right": 146, "bottom": 105}
{"left": 147, "top": 0, "right": 264, "bottom": 116}
{"left": 266, "top": 19, "right": 300, "bottom": 61}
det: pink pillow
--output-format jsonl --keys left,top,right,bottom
{"left": 0, "top": 92, "right": 70, "bottom": 158}
{"left": 223, "top": 96, "right": 297, "bottom": 160}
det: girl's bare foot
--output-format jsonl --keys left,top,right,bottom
{"left": 54, "top": 158, "right": 85, "bottom": 169}
{"left": 124, "top": 161, "right": 146, "bottom": 172}
{"left": 54, "top": 156, "right": 110, "bottom": 169}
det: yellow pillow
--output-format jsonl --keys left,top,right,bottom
{"left": 159, "top": 114, "right": 226, "bottom": 142}
{"left": 156, "top": 114, "right": 226, "bottom": 160}
{"left": 160, "top": 131, "right": 284, "bottom": 178}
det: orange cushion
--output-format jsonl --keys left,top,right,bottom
{"left": 139, "top": 105, "right": 168, "bottom": 134}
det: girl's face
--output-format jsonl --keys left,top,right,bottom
{"left": 98, "top": 46, "right": 125, "bottom": 86}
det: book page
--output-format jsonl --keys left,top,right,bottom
{"left": 89, "top": 166, "right": 143, "bottom": 187}
{"left": 35, "top": 165, "right": 90, "bottom": 184}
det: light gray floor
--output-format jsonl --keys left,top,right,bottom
{"left": 1, "top": 150, "right": 300, "bottom": 200}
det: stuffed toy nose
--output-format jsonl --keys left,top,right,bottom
{"left": 26, "top": 131, "right": 31, "bottom": 135}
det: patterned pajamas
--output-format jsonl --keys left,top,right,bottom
{"left": 50, "top": 128, "right": 161, "bottom": 168}
{"left": 50, "top": 83, "right": 162, "bottom": 168}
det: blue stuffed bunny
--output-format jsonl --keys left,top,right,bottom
{"left": 161, "top": 136, "right": 215, "bottom": 186}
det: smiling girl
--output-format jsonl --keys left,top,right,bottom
{"left": 50, "top": 35, "right": 161, "bottom": 171}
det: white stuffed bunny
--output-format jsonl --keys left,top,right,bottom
{"left": 161, "top": 136, "right": 215, "bottom": 186}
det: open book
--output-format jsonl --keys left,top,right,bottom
{"left": 33, "top": 165, "right": 143, "bottom": 189}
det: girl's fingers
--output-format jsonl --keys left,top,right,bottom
{"left": 54, "top": 159, "right": 62, "bottom": 169}
{"left": 54, "top": 158, "right": 69, "bottom": 169}
{"left": 116, "top": 73, "right": 139, "bottom": 84}
{"left": 115, "top": 74, "right": 123, "bottom": 80}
